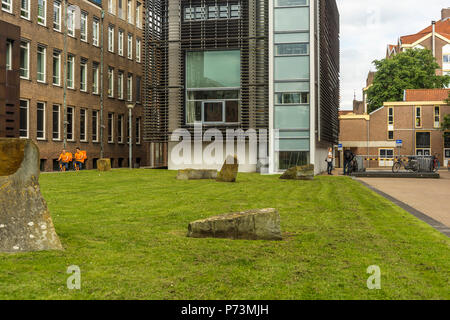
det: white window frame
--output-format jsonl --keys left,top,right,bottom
{"left": 135, "top": 117, "right": 141, "bottom": 144}
{"left": 19, "top": 99, "right": 30, "bottom": 139}
{"left": 136, "top": 2, "right": 141, "bottom": 28}
{"left": 80, "top": 108, "right": 88, "bottom": 142}
{"left": 93, "top": 18, "right": 100, "bottom": 46}
{"left": 108, "top": 67, "right": 114, "bottom": 97}
{"left": 67, "top": 55, "right": 75, "bottom": 89}
{"left": 108, "top": 113, "right": 114, "bottom": 143}
{"left": 67, "top": 6, "right": 75, "bottom": 37}
{"left": 434, "top": 106, "right": 440, "bottom": 128}
{"left": 118, "top": 30, "right": 124, "bottom": 56}
{"left": 118, "top": 71, "right": 124, "bottom": 99}
{"left": 6, "top": 40, "right": 12, "bottom": 71}
{"left": 108, "top": 25, "right": 115, "bottom": 52}
{"left": 20, "top": 41, "right": 30, "bottom": 80}
{"left": 53, "top": 1, "right": 62, "bottom": 31}
{"left": 2, "top": 0, "right": 12, "bottom": 14}
{"left": 80, "top": 11, "right": 88, "bottom": 42}
{"left": 127, "top": 34, "right": 133, "bottom": 60}
{"left": 53, "top": 50, "right": 61, "bottom": 86}
{"left": 127, "top": 0, "right": 133, "bottom": 24}
{"left": 80, "top": 59, "right": 87, "bottom": 92}
{"left": 38, "top": 0, "right": 47, "bottom": 26}
{"left": 92, "top": 110, "right": 99, "bottom": 142}
{"left": 108, "top": 0, "right": 115, "bottom": 15}
{"left": 93, "top": 63, "right": 99, "bottom": 94}
{"left": 52, "top": 104, "right": 61, "bottom": 141}
{"left": 127, "top": 74, "right": 133, "bottom": 101}
{"left": 67, "top": 106, "right": 74, "bottom": 141}
{"left": 36, "top": 101, "right": 46, "bottom": 140}
{"left": 379, "top": 148, "right": 394, "bottom": 167}
{"left": 37, "top": 45, "right": 47, "bottom": 83}
{"left": 118, "top": 0, "right": 124, "bottom": 19}
{"left": 21, "top": 0, "right": 30, "bottom": 19}
{"left": 118, "top": 114, "right": 124, "bottom": 143}
{"left": 136, "top": 38, "right": 141, "bottom": 62}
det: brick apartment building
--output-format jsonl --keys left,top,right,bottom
{"left": 339, "top": 89, "right": 450, "bottom": 169}
{"left": 0, "top": 20, "right": 20, "bottom": 138}
{"left": 0, "top": 0, "right": 148, "bottom": 171}
{"left": 386, "top": 8, "right": 450, "bottom": 77}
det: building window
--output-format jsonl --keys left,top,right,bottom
{"left": 136, "top": 38, "right": 141, "bottom": 62}
{"left": 117, "top": 114, "right": 124, "bottom": 143}
{"left": 207, "top": 6, "right": 217, "bottom": 19}
{"left": 230, "top": 5, "right": 240, "bottom": 18}
{"left": 67, "top": 55, "right": 75, "bottom": 89}
{"left": 80, "top": 59, "right": 87, "bottom": 92}
{"left": 135, "top": 76, "right": 141, "bottom": 103}
{"left": 278, "top": 151, "right": 309, "bottom": 170}
{"left": 127, "top": 74, "right": 133, "bottom": 101}
{"left": 434, "top": 106, "right": 440, "bottom": 128}
{"left": 37, "top": 102, "right": 46, "bottom": 140}
{"left": 37, "top": 45, "right": 46, "bottom": 83}
{"left": 127, "top": 0, "right": 133, "bottom": 24}
{"left": 108, "top": 0, "right": 115, "bottom": 15}
{"left": 118, "top": 30, "right": 124, "bottom": 56}
{"left": 388, "top": 107, "right": 394, "bottom": 125}
{"left": 275, "top": 43, "right": 309, "bottom": 56}
{"left": 19, "top": 99, "right": 29, "bottom": 138}
{"left": 53, "top": 1, "right": 61, "bottom": 31}
{"left": 21, "top": 0, "right": 30, "bottom": 19}
{"left": 37, "top": 0, "right": 47, "bottom": 25}
{"left": 53, "top": 50, "right": 61, "bottom": 85}
{"left": 276, "top": 0, "right": 308, "bottom": 6}
{"left": 92, "top": 110, "right": 99, "bottom": 142}
{"left": 93, "top": 63, "right": 99, "bottom": 94}
{"left": 20, "top": 41, "right": 30, "bottom": 79}
{"left": 118, "top": 71, "right": 124, "bottom": 99}
{"left": 135, "top": 117, "right": 140, "bottom": 144}
{"left": 388, "top": 131, "right": 394, "bottom": 140}
{"left": 108, "top": 113, "right": 114, "bottom": 143}
{"left": 415, "top": 106, "right": 422, "bottom": 128}
{"left": 93, "top": 18, "right": 100, "bottom": 46}
{"left": 6, "top": 40, "right": 12, "bottom": 71}
{"left": 52, "top": 104, "right": 60, "bottom": 140}
{"left": 67, "top": 5, "right": 75, "bottom": 37}
{"left": 136, "top": 2, "right": 142, "bottom": 28}
{"left": 275, "top": 92, "right": 309, "bottom": 104}
{"left": 2, "top": 0, "right": 12, "bottom": 13}
{"left": 185, "top": 50, "right": 241, "bottom": 124}
{"left": 108, "top": 25, "right": 115, "bottom": 52}
{"left": 416, "top": 132, "right": 431, "bottom": 155}
{"left": 108, "top": 67, "right": 114, "bottom": 97}
{"left": 379, "top": 149, "right": 394, "bottom": 167}
{"left": 118, "top": 0, "right": 124, "bottom": 19}
{"left": 184, "top": 7, "right": 194, "bottom": 20}
{"left": 80, "top": 12, "right": 88, "bottom": 42}
{"left": 80, "top": 108, "right": 87, "bottom": 141}
{"left": 127, "top": 34, "right": 133, "bottom": 59}
{"left": 67, "top": 106, "right": 74, "bottom": 141}
{"left": 444, "top": 55, "right": 450, "bottom": 63}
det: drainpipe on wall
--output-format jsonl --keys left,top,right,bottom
{"left": 63, "top": 0, "right": 68, "bottom": 149}
{"left": 100, "top": 10, "right": 105, "bottom": 159}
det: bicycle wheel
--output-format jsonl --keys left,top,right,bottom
{"left": 392, "top": 162, "right": 401, "bottom": 173}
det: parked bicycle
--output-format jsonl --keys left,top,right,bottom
{"left": 432, "top": 155, "right": 440, "bottom": 173}
{"left": 392, "top": 156, "right": 419, "bottom": 173}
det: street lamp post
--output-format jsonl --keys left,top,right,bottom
{"left": 127, "top": 103, "right": 135, "bottom": 169}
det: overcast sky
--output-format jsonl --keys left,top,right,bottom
{"left": 336, "top": 0, "right": 449, "bottom": 110}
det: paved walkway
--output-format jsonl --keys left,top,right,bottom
{"left": 357, "top": 171, "right": 450, "bottom": 228}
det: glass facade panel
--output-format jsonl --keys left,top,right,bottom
{"left": 276, "top": 0, "right": 308, "bottom": 6}
{"left": 186, "top": 50, "right": 241, "bottom": 88}
{"left": 274, "top": 32, "right": 309, "bottom": 43}
{"left": 278, "top": 139, "right": 310, "bottom": 151}
{"left": 275, "top": 82, "right": 309, "bottom": 92}
{"left": 274, "top": 7, "right": 309, "bottom": 31}
{"left": 275, "top": 106, "right": 309, "bottom": 129}
{"left": 275, "top": 56, "right": 309, "bottom": 80}
{"left": 278, "top": 131, "right": 309, "bottom": 138}
{"left": 278, "top": 151, "right": 309, "bottom": 170}
{"left": 275, "top": 43, "right": 309, "bottom": 55}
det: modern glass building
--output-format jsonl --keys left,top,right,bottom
{"left": 143, "top": 0, "right": 339, "bottom": 174}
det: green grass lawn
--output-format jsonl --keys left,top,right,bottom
{"left": 0, "top": 169, "right": 449, "bottom": 299}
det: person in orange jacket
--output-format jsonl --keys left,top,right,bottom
{"left": 74, "top": 147, "right": 87, "bottom": 171}
{"left": 58, "top": 149, "right": 72, "bottom": 171}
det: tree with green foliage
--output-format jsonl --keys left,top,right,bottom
{"left": 442, "top": 92, "right": 450, "bottom": 131}
{"left": 367, "top": 49, "right": 450, "bottom": 113}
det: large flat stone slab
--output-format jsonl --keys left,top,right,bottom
{"left": 280, "top": 164, "right": 314, "bottom": 180}
{"left": 0, "top": 139, "right": 63, "bottom": 252}
{"left": 176, "top": 169, "right": 218, "bottom": 180}
{"left": 187, "top": 208, "right": 282, "bottom": 240}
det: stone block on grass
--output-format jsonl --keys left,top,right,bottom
{"left": 280, "top": 164, "right": 314, "bottom": 180}
{"left": 216, "top": 155, "right": 239, "bottom": 182}
{"left": 187, "top": 208, "right": 282, "bottom": 240}
{"left": 97, "top": 158, "right": 111, "bottom": 171}
{"left": 0, "top": 138, "right": 63, "bottom": 252}
{"left": 176, "top": 169, "right": 218, "bottom": 180}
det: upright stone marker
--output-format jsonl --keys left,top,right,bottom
{"left": 0, "top": 139, "right": 63, "bottom": 252}
{"left": 216, "top": 155, "right": 239, "bottom": 182}
{"left": 97, "top": 158, "right": 111, "bottom": 171}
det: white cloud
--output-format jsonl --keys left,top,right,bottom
{"left": 336, "top": 0, "right": 449, "bottom": 110}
